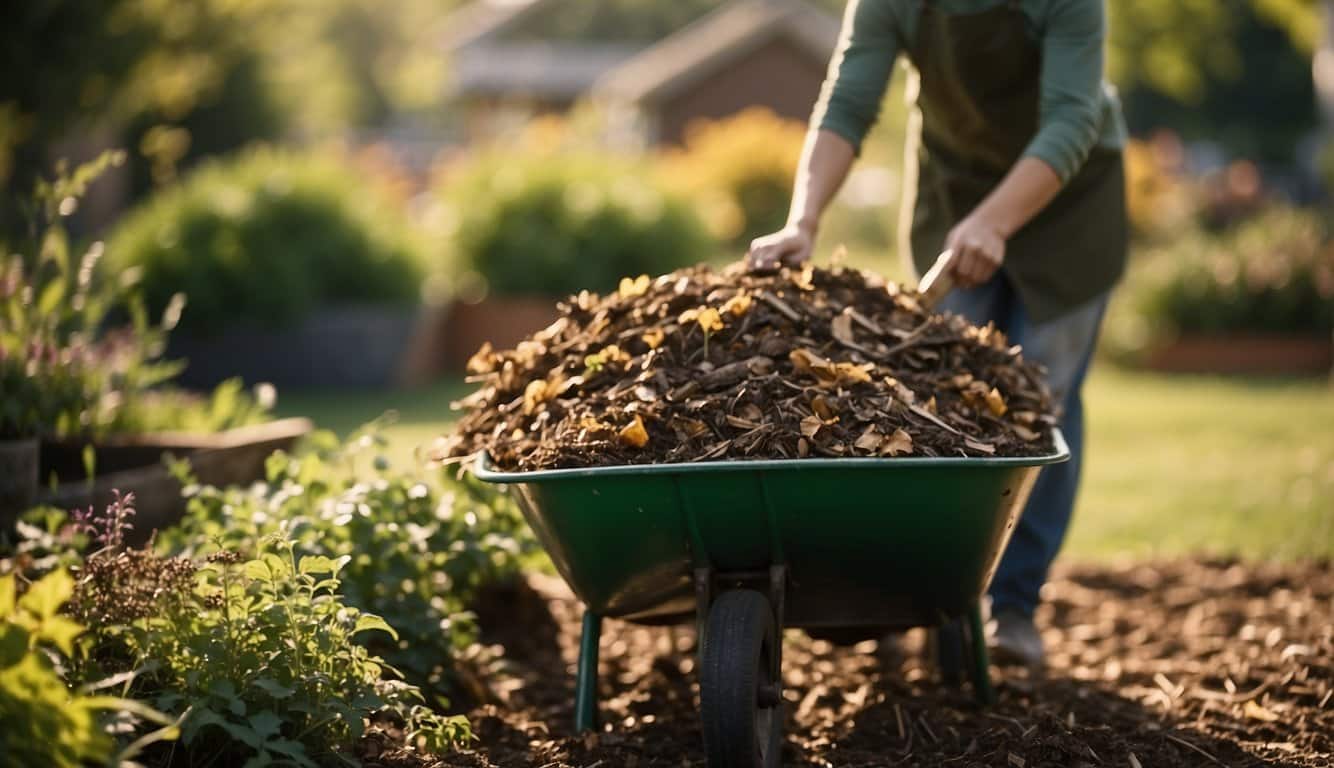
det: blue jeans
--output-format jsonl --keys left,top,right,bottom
{"left": 940, "top": 274, "right": 1109, "bottom": 618}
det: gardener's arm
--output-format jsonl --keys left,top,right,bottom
{"left": 947, "top": 0, "right": 1109, "bottom": 287}
{"left": 749, "top": 0, "right": 899, "bottom": 270}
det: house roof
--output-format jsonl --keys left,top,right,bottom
{"left": 451, "top": 42, "right": 642, "bottom": 100}
{"left": 444, "top": 0, "right": 839, "bottom": 104}
{"left": 594, "top": 0, "right": 841, "bottom": 105}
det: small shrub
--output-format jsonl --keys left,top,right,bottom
{"left": 658, "top": 107, "right": 806, "bottom": 245}
{"left": 63, "top": 490, "right": 470, "bottom": 765}
{"left": 435, "top": 148, "right": 712, "bottom": 297}
{"left": 161, "top": 426, "right": 534, "bottom": 706}
{"left": 108, "top": 147, "right": 426, "bottom": 336}
{"left": 1133, "top": 206, "right": 1333, "bottom": 337}
{"left": 1, "top": 154, "right": 270, "bottom": 441}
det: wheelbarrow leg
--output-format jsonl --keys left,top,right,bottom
{"left": 933, "top": 602, "right": 996, "bottom": 706}
{"left": 575, "top": 609, "right": 602, "bottom": 732}
{"left": 968, "top": 603, "right": 996, "bottom": 706}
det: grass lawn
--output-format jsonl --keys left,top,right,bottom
{"left": 276, "top": 367, "right": 1334, "bottom": 562}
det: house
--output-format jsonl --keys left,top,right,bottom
{"left": 443, "top": 0, "right": 842, "bottom": 145}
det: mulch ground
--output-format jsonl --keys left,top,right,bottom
{"left": 404, "top": 558, "right": 1332, "bottom": 768}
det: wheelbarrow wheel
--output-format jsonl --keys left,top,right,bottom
{"left": 700, "top": 589, "right": 783, "bottom": 768}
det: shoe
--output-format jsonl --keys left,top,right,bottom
{"left": 990, "top": 609, "right": 1045, "bottom": 671}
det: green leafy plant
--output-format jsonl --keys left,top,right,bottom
{"left": 163, "top": 427, "right": 534, "bottom": 706}
{"left": 0, "top": 567, "right": 178, "bottom": 768}
{"left": 108, "top": 146, "right": 427, "bottom": 336}
{"left": 435, "top": 148, "right": 712, "bottom": 297}
{"left": 1, "top": 154, "right": 271, "bottom": 442}
{"left": 63, "top": 490, "right": 469, "bottom": 766}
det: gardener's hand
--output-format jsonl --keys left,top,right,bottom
{"left": 748, "top": 222, "right": 815, "bottom": 272}
{"left": 944, "top": 213, "right": 1006, "bottom": 288}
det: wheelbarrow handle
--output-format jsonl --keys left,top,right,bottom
{"left": 917, "top": 249, "right": 957, "bottom": 310}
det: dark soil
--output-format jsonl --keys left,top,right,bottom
{"left": 408, "top": 559, "right": 1332, "bottom": 768}
{"left": 443, "top": 263, "right": 1057, "bottom": 470}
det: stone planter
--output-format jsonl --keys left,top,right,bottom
{"left": 0, "top": 437, "right": 39, "bottom": 525}
{"left": 1143, "top": 334, "right": 1333, "bottom": 376}
{"left": 35, "top": 418, "right": 312, "bottom": 545}
{"left": 166, "top": 305, "right": 448, "bottom": 391}
{"left": 443, "top": 296, "right": 560, "bottom": 370}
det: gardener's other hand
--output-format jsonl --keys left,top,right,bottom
{"left": 748, "top": 222, "right": 815, "bottom": 272}
{"left": 944, "top": 214, "right": 1006, "bottom": 288}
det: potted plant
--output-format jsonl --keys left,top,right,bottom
{"left": 432, "top": 145, "right": 714, "bottom": 368}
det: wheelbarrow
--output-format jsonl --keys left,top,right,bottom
{"left": 473, "top": 430, "right": 1069, "bottom": 768}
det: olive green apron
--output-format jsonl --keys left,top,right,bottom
{"left": 901, "top": 0, "right": 1127, "bottom": 322}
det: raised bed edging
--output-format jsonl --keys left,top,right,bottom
{"left": 31, "top": 418, "right": 312, "bottom": 545}
{"left": 0, "top": 438, "right": 39, "bottom": 519}
{"left": 1143, "top": 334, "right": 1333, "bottom": 376}
{"left": 166, "top": 305, "right": 447, "bottom": 391}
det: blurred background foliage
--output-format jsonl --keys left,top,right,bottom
{"left": 1, "top": 0, "right": 1330, "bottom": 356}
{"left": 431, "top": 126, "right": 711, "bottom": 298}
{"left": 107, "top": 146, "right": 426, "bottom": 336}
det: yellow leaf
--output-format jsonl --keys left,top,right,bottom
{"left": 522, "top": 380, "right": 550, "bottom": 415}
{"left": 854, "top": 426, "right": 882, "bottom": 452}
{"left": 800, "top": 414, "right": 825, "bottom": 439}
{"left": 791, "top": 348, "right": 872, "bottom": 387}
{"left": 811, "top": 395, "right": 836, "bottom": 421}
{"left": 721, "top": 292, "right": 752, "bottom": 317}
{"left": 619, "top": 274, "right": 651, "bottom": 298}
{"left": 881, "top": 428, "right": 913, "bottom": 456}
{"left": 678, "top": 307, "right": 700, "bottom": 324}
{"left": 642, "top": 328, "right": 665, "bottom": 349}
{"left": 696, "top": 307, "right": 724, "bottom": 334}
{"left": 985, "top": 387, "right": 1007, "bottom": 417}
{"left": 1243, "top": 700, "right": 1280, "bottom": 722}
{"left": 465, "top": 342, "right": 496, "bottom": 374}
{"left": 619, "top": 415, "right": 650, "bottom": 448}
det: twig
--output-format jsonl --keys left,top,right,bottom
{"left": 757, "top": 290, "right": 803, "bottom": 323}
{"left": 1165, "top": 734, "right": 1225, "bottom": 766}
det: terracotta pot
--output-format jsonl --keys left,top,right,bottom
{"left": 1144, "top": 334, "right": 1333, "bottom": 376}
{"left": 443, "top": 296, "right": 560, "bottom": 370}
{"left": 36, "top": 418, "right": 312, "bottom": 545}
{"left": 0, "top": 437, "right": 39, "bottom": 523}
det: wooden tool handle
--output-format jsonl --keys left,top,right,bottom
{"left": 917, "top": 249, "right": 956, "bottom": 309}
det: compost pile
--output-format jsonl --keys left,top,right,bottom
{"left": 443, "top": 263, "right": 1056, "bottom": 471}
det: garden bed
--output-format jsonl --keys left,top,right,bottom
{"left": 447, "top": 559, "right": 1332, "bottom": 767}
{"left": 1144, "top": 334, "right": 1332, "bottom": 376}
{"left": 33, "top": 418, "right": 311, "bottom": 543}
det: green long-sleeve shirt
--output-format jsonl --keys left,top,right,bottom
{"left": 813, "top": 0, "right": 1126, "bottom": 184}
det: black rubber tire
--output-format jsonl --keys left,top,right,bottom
{"left": 699, "top": 590, "right": 783, "bottom": 768}
{"left": 935, "top": 617, "right": 967, "bottom": 688}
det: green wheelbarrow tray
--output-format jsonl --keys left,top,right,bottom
{"left": 474, "top": 430, "right": 1069, "bottom": 763}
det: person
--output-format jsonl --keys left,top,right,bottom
{"left": 749, "top": 0, "right": 1127, "bottom": 669}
